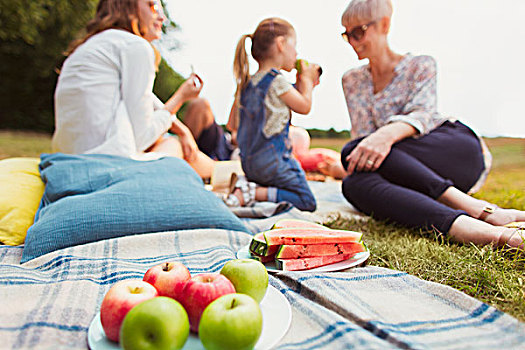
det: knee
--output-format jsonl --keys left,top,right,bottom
{"left": 187, "top": 97, "right": 211, "bottom": 110}
{"left": 341, "top": 173, "right": 371, "bottom": 212}
{"left": 150, "top": 135, "right": 183, "bottom": 158}
{"left": 295, "top": 186, "right": 317, "bottom": 212}
{"left": 185, "top": 98, "right": 214, "bottom": 124}
{"left": 289, "top": 126, "right": 311, "bottom": 156}
{"left": 342, "top": 175, "right": 358, "bottom": 200}
{"left": 296, "top": 196, "right": 316, "bottom": 212}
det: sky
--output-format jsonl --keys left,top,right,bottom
{"left": 162, "top": 0, "right": 525, "bottom": 138}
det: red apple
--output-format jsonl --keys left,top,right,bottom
{"left": 179, "top": 273, "right": 236, "bottom": 332}
{"left": 100, "top": 279, "right": 158, "bottom": 342}
{"left": 143, "top": 261, "right": 191, "bottom": 301}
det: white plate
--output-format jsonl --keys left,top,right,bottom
{"left": 237, "top": 245, "right": 370, "bottom": 272}
{"left": 87, "top": 285, "right": 291, "bottom": 350}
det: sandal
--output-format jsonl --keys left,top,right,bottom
{"left": 505, "top": 221, "right": 525, "bottom": 229}
{"left": 223, "top": 173, "right": 256, "bottom": 207}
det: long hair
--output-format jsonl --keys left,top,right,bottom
{"left": 233, "top": 17, "right": 294, "bottom": 102}
{"left": 65, "top": 0, "right": 161, "bottom": 67}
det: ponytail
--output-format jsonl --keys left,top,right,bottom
{"left": 233, "top": 18, "right": 294, "bottom": 103}
{"left": 233, "top": 34, "right": 252, "bottom": 102}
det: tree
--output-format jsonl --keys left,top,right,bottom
{"left": 0, "top": 0, "right": 98, "bottom": 132}
{"left": 0, "top": 0, "right": 181, "bottom": 132}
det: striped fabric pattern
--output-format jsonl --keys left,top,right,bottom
{"left": 1, "top": 225, "right": 524, "bottom": 349}
{"left": 240, "top": 180, "right": 366, "bottom": 234}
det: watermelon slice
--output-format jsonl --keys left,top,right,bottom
{"left": 263, "top": 228, "right": 362, "bottom": 246}
{"left": 276, "top": 242, "right": 365, "bottom": 259}
{"left": 271, "top": 218, "right": 327, "bottom": 230}
{"left": 249, "top": 232, "right": 279, "bottom": 257}
{"left": 276, "top": 253, "right": 352, "bottom": 271}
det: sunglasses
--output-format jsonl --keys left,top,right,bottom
{"left": 341, "top": 21, "right": 375, "bottom": 42}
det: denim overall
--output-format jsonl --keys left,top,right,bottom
{"left": 237, "top": 69, "right": 316, "bottom": 212}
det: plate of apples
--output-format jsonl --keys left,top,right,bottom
{"left": 88, "top": 259, "right": 292, "bottom": 350}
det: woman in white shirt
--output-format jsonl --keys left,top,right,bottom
{"left": 53, "top": 0, "right": 214, "bottom": 178}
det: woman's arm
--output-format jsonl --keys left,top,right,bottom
{"left": 168, "top": 116, "right": 199, "bottom": 161}
{"left": 121, "top": 40, "right": 203, "bottom": 160}
{"left": 163, "top": 73, "right": 203, "bottom": 114}
{"left": 344, "top": 56, "right": 439, "bottom": 174}
{"left": 120, "top": 40, "right": 173, "bottom": 153}
{"left": 345, "top": 122, "right": 417, "bottom": 174}
{"left": 164, "top": 74, "right": 205, "bottom": 161}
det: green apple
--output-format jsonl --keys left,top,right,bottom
{"left": 120, "top": 296, "right": 189, "bottom": 350}
{"left": 220, "top": 258, "right": 268, "bottom": 303}
{"left": 199, "top": 293, "right": 262, "bottom": 350}
{"left": 295, "top": 59, "right": 309, "bottom": 73}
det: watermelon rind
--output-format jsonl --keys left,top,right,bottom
{"left": 249, "top": 234, "right": 268, "bottom": 256}
{"left": 249, "top": 232, "right": 279, "bottom": 257}
{"left": 249, "top": 253, "right": 275, "bottom": 263}
{"left": 275, "top": 241, "right": 365, "bottom": 259}
{"left": 275, "top": 253, "right": 352, "bottom": 271}
{"left": 263, "top": 228, "right": 363, "bottom": 246}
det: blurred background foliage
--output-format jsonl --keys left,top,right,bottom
{"left": 0, "top": 0, "right": 185, "bottom": 133}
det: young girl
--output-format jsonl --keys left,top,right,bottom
{"left": 224, "top": 18, "right": 320, "bottom": 212}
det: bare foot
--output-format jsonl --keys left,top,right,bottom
{"left": 318, "top": 160, "right": 347, "bottom": 180}
{"left": 438, "top": 187, "right": 525, "bottom": 227}
{"left": 306, "top": 172, "right": 326, "bottom": 182}
{"left": 232, "top": 188, "right": 244, "bottom": 205}
{"left": 449, "top": 215, "right": 524, "bottom": 250}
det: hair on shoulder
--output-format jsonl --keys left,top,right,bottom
{"left": 63, "top": 0, "right": 161, "bottom": 70}
{"left": 66, "top": 0, "right": 140, "bottom": 56}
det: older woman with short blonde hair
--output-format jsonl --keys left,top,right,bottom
{"left": 339, "top": 0, "right": 524, "bottom": 249}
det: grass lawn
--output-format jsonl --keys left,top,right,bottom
{"left": 2, "top": 130, "right": 524, "bottom": 321}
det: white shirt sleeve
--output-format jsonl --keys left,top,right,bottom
{"left": 120, "top": 40, "right": 172, "bottom": 152}
{"left": 153, "top": 95, "right": 166, "bottom": 110}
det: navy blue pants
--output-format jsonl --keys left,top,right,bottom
{"left": 340, "top": 121, "right": 485, "bottom": 233}
{"left": 196, "top": 121, "right": 234, "bottom": 161}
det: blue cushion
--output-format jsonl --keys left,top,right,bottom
{"left": 22, "top": 153, "right": 248, "bottom": 263}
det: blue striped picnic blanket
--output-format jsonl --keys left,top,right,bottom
{"left": 239, "top": 179, "right": 367, "bottom": 233}
{"left": 1, "top": 226, "right": 524, "bottom": 349}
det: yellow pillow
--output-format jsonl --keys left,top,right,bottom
{"left": 0, "top": 158, "right": 44, "bottom": 245}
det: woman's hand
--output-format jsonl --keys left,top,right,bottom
{"left": 345, "top": 132, "right": 392, "bottom": 175}
{"left": 169, "top": 118, "right": 198, "bottom": 162}
{"left": 164, "top": 73, "right": 204, "bottom": 115}
{"left": 345, "top": 122, "right": 418, "bottom": 175}
{"left": 177, "top": 73, "right": 204, "bottom": 101}
{"left": 178, "top": 130, "right": 199, "bottom": 162}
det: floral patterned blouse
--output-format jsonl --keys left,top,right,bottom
{"left": 341, "top": 53, "right": 491, "bottom": 194}
{"left": 342, "top": 53, "right": 445, "bottom": 139}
